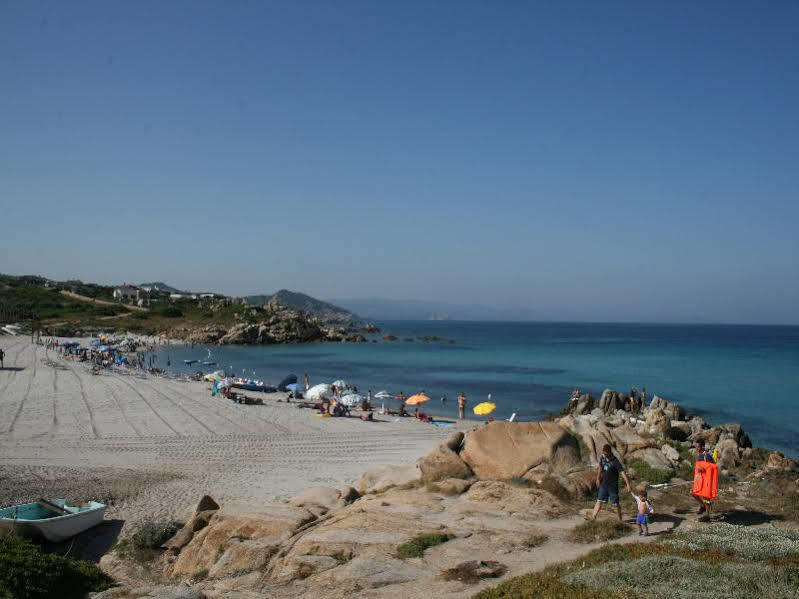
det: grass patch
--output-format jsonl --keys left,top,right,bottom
{"left": 441, "top": 560, "right": 507, "bottom": 584}
{"left": 629, "top": 460, "right": 672, "bottom": 485}
{"left": 475, "top": 523, "right": 799, "bottom": 599}
{"left": 567, "top": 519, "right": 632, "bottom": 544}
{"left": 397, "top": 533, "right": 452, "bottom": 558}
{"left": 521, "top": 533, "right": 549, "bottom": 549}
{"left": 330, "top": 551, "right": 351, "bottom": 564}
{"left": 664, "top": 523, "right": 799, "bottom": 561}
{"left": 0, "top": 534, "right": 111, "bottom": 599}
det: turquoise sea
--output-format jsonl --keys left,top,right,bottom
{"left": 156, "top": 322, "right": 799, "bottom": 457}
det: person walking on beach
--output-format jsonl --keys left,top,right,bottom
{"left": 640, "top": 386, "right": 647, "bottom": 407}
{"left": 590, "top": 444, "right": 632, "bottom": 522}
{"left": 303, "top": 372, "right": 309, "bottom": 392}
{"left": 693, "top": 438, "right": 715, "bottom": 520}
{"left": 0, "top": 347, "right": 4, "bottom": 369}
{"left": 458, "top": 392, "right": 467, "bottom": 419}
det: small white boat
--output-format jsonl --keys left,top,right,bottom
{"left": 0, "top": 499, "right": 107, "bottom": 542}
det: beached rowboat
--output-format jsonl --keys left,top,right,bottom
{"left": 0, "top": 499, "right": 106, "bottom": 542}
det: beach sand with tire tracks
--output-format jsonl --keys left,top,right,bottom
{"left": 0, "top": 335, "right": 453, "bottom": 534}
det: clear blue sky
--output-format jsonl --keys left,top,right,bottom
{"left": 2, "top": 1, "right": 798, "bottom": 324}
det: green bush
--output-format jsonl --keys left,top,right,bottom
{"left": 629, "top": 460, "right": 672, "bottom": 485}
{"left": 131, "top": 521, "right": 181, "bottom": 550}
{"left": 397, "top": 533, "right": 451, "bottom": 558}
{"left": 0, "top": 534, "right": 111, "bottom": 599}
{"left": 159, "top": 306, "right": 183, "bottom": 318}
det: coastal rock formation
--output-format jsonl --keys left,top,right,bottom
{"left": 460, "top": 421, "right": 581, "bottom": 480}
{"left": 169, "top": 503, "right": 316, "bottom": 579}
{"left": 357, "top": 463, "right": 420, "bottom": 494}
{"left": 417, "top": 443, "right": 472, "bottom": 482}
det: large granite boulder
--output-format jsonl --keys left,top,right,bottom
{"left": 627, "top": 447, "right": 674, "bottom": 472}
{"left": 417, "top": 444, "right": 472, "bottom": 482}
{"left": 459, "top": 421, "right": 580, "bottom": 480}
{"left": 358, "top": 464, "right": 420, "bottom": 494}
{"left": 644, "top": 408, "right": 669, "bottom": 437}
{"left": 170, "top": 503, "right": 316, "bottom": 579}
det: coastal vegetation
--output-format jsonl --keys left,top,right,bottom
{"left": 0, "top": 534, "right": 111, "bottom": 599}
{"left": 475, "top": 525, "right": 799, "bottom": 598}
{"left": 396, "top": 532, "right": 452, "bottom": 558}
{"left": 567, "top": 519, "right": 632, "bottom": 544}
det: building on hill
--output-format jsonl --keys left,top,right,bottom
{"left": 114, "top": 284, "right": 148, "bottom": 303}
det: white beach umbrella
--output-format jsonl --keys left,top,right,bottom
{"left": 374, "top": 390, "right": 392, "bottom": 399}
{"left": 305, "top": 383, "right": 333, "bottom": 400}
{"left": 331, "top": 379, "right": 348, "bottom": 389}
{"left": 340, "top": 394, "right": 362, "bottom": 407}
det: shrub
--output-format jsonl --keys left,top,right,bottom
{"left": 397, "top": 533, "right": 452, "bottom": 558}
{"left": 159, "top": 306, "right": 183, "bottom": 318}
{"left": 522, "top": 533, "right": 549, "bottom": 549}
{"left": 629, "top": 460, "right": 672, "bottom": 485}
{"left": 538, "top": 476, "right": 572, "bottom": 501}
{"left": 0, "top": 534, "right": 111, "bottom": 599}
{"left": 131, "top": 521, "right": 181, "bottom": 550}
{"left": 567, "top": 519, "right": 632, "bottom": 544}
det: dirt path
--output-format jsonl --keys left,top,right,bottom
{"left": 60, "top": 290, "right": 148, "bottom": 312}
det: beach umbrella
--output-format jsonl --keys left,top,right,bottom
{"left": 340, "top": 393, "right": 362, "bottom": 407}
{"left": 473, "top": 402, "right": 496, "bottom": 416}
{"left": 286, "top": 382, "right": 303, "bottom": 393}
{"left": 374, "top": 390, "right": 392, "bottom": 399}
{"left": 405, "top": 393, "right": 431, "bottom": 406}
{"left": 331, "top": 379, "right": 348, "bottom": 389}
{"left": 306, "top": 383, "right": 333, "bottom": 400}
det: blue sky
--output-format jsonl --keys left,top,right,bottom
{"left": 2, "top": 1, "right": 798, "bottom": 324}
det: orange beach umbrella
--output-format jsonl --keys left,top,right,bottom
{"left": 405, "top": 393, "right": 431, "bottom": 406}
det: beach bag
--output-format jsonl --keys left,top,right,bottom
{"left": 692, "top": 461, "right": 718, "bottom": 501}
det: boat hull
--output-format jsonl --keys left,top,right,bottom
{"left": 0, "top": 500, "right": 106, "bottom": 542}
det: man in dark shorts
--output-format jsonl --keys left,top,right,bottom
{"left": 590, "top": 444, "right": 632, "bottom": 522}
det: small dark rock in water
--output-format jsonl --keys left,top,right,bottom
{"left": 383, "top": 334, "right": 397, "bottom": 341}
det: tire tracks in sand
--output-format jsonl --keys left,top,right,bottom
{"left": 111, "top": 373, "right": 183, "bottom": 437}
{"left": 8, "top": 344, "right": 37, "bottom": 436}
{"left": 60, "top": 363, "right": 99, "bottom": 439}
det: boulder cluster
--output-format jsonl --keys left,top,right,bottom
{"left": 560, "top": 389, "right": 752, "bottom": 474}
{"left": 170, "top": 299, "right": 371, "bottom": 345}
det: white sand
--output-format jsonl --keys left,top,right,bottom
{"left": 0, "top": 336, "right": 453, "bottom": 531}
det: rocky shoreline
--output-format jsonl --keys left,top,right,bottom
{"left": 90, "top": 390, "right": 798, "bottom": 598}
{"left": 167, "top": 298, "right": 377, "bottom": 345}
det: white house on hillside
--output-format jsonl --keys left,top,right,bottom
{"left": 114, "top": 284, "right": 148, "bottom": 302}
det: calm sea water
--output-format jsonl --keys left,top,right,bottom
{"left": 155, "top": 322, "right": 799, "bottom": 457}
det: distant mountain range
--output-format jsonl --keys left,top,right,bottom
{"left": 327, "top": 298, "right": 541, "bottom": 321}
{"left": 244, "top": 290, "right": 355, "bottom": 323}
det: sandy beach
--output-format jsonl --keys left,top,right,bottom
{"left": 0, "top": 336, "right": 452, "bottom": 532}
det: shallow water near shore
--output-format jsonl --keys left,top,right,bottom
{"left": 155, "top": 321, "right": 799, "bottom": 457}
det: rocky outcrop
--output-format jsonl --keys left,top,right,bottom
{"left": 460, "top": 421, "right": 581, "bottom": 480}
{"left": 357, "top": 463, "right": 420, "bottom": 494}
{"left": 169, "top": 503, "right": 316, "bottom": 579}
{"left": 417, "top": 443, "right": 472, "bottom": 482}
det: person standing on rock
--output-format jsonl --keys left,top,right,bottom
{"left": 458, "top": 392, "right": 467, "bottom": 419}
{"left": 590, "top": 444, "right": 632, "bottom": 522}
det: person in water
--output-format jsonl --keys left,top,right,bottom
{"left": 590, "top": 444, "right": 633, "bottom": 522}
{"left": 457, "top": 392, "right": 467, "bottom": 419}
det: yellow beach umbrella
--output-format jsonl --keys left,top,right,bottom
{"left": 405, "top": 393, "right": 431, "bottom": 406}
{"left": 473, "top": 401, "right": 496, "bottom": 416}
